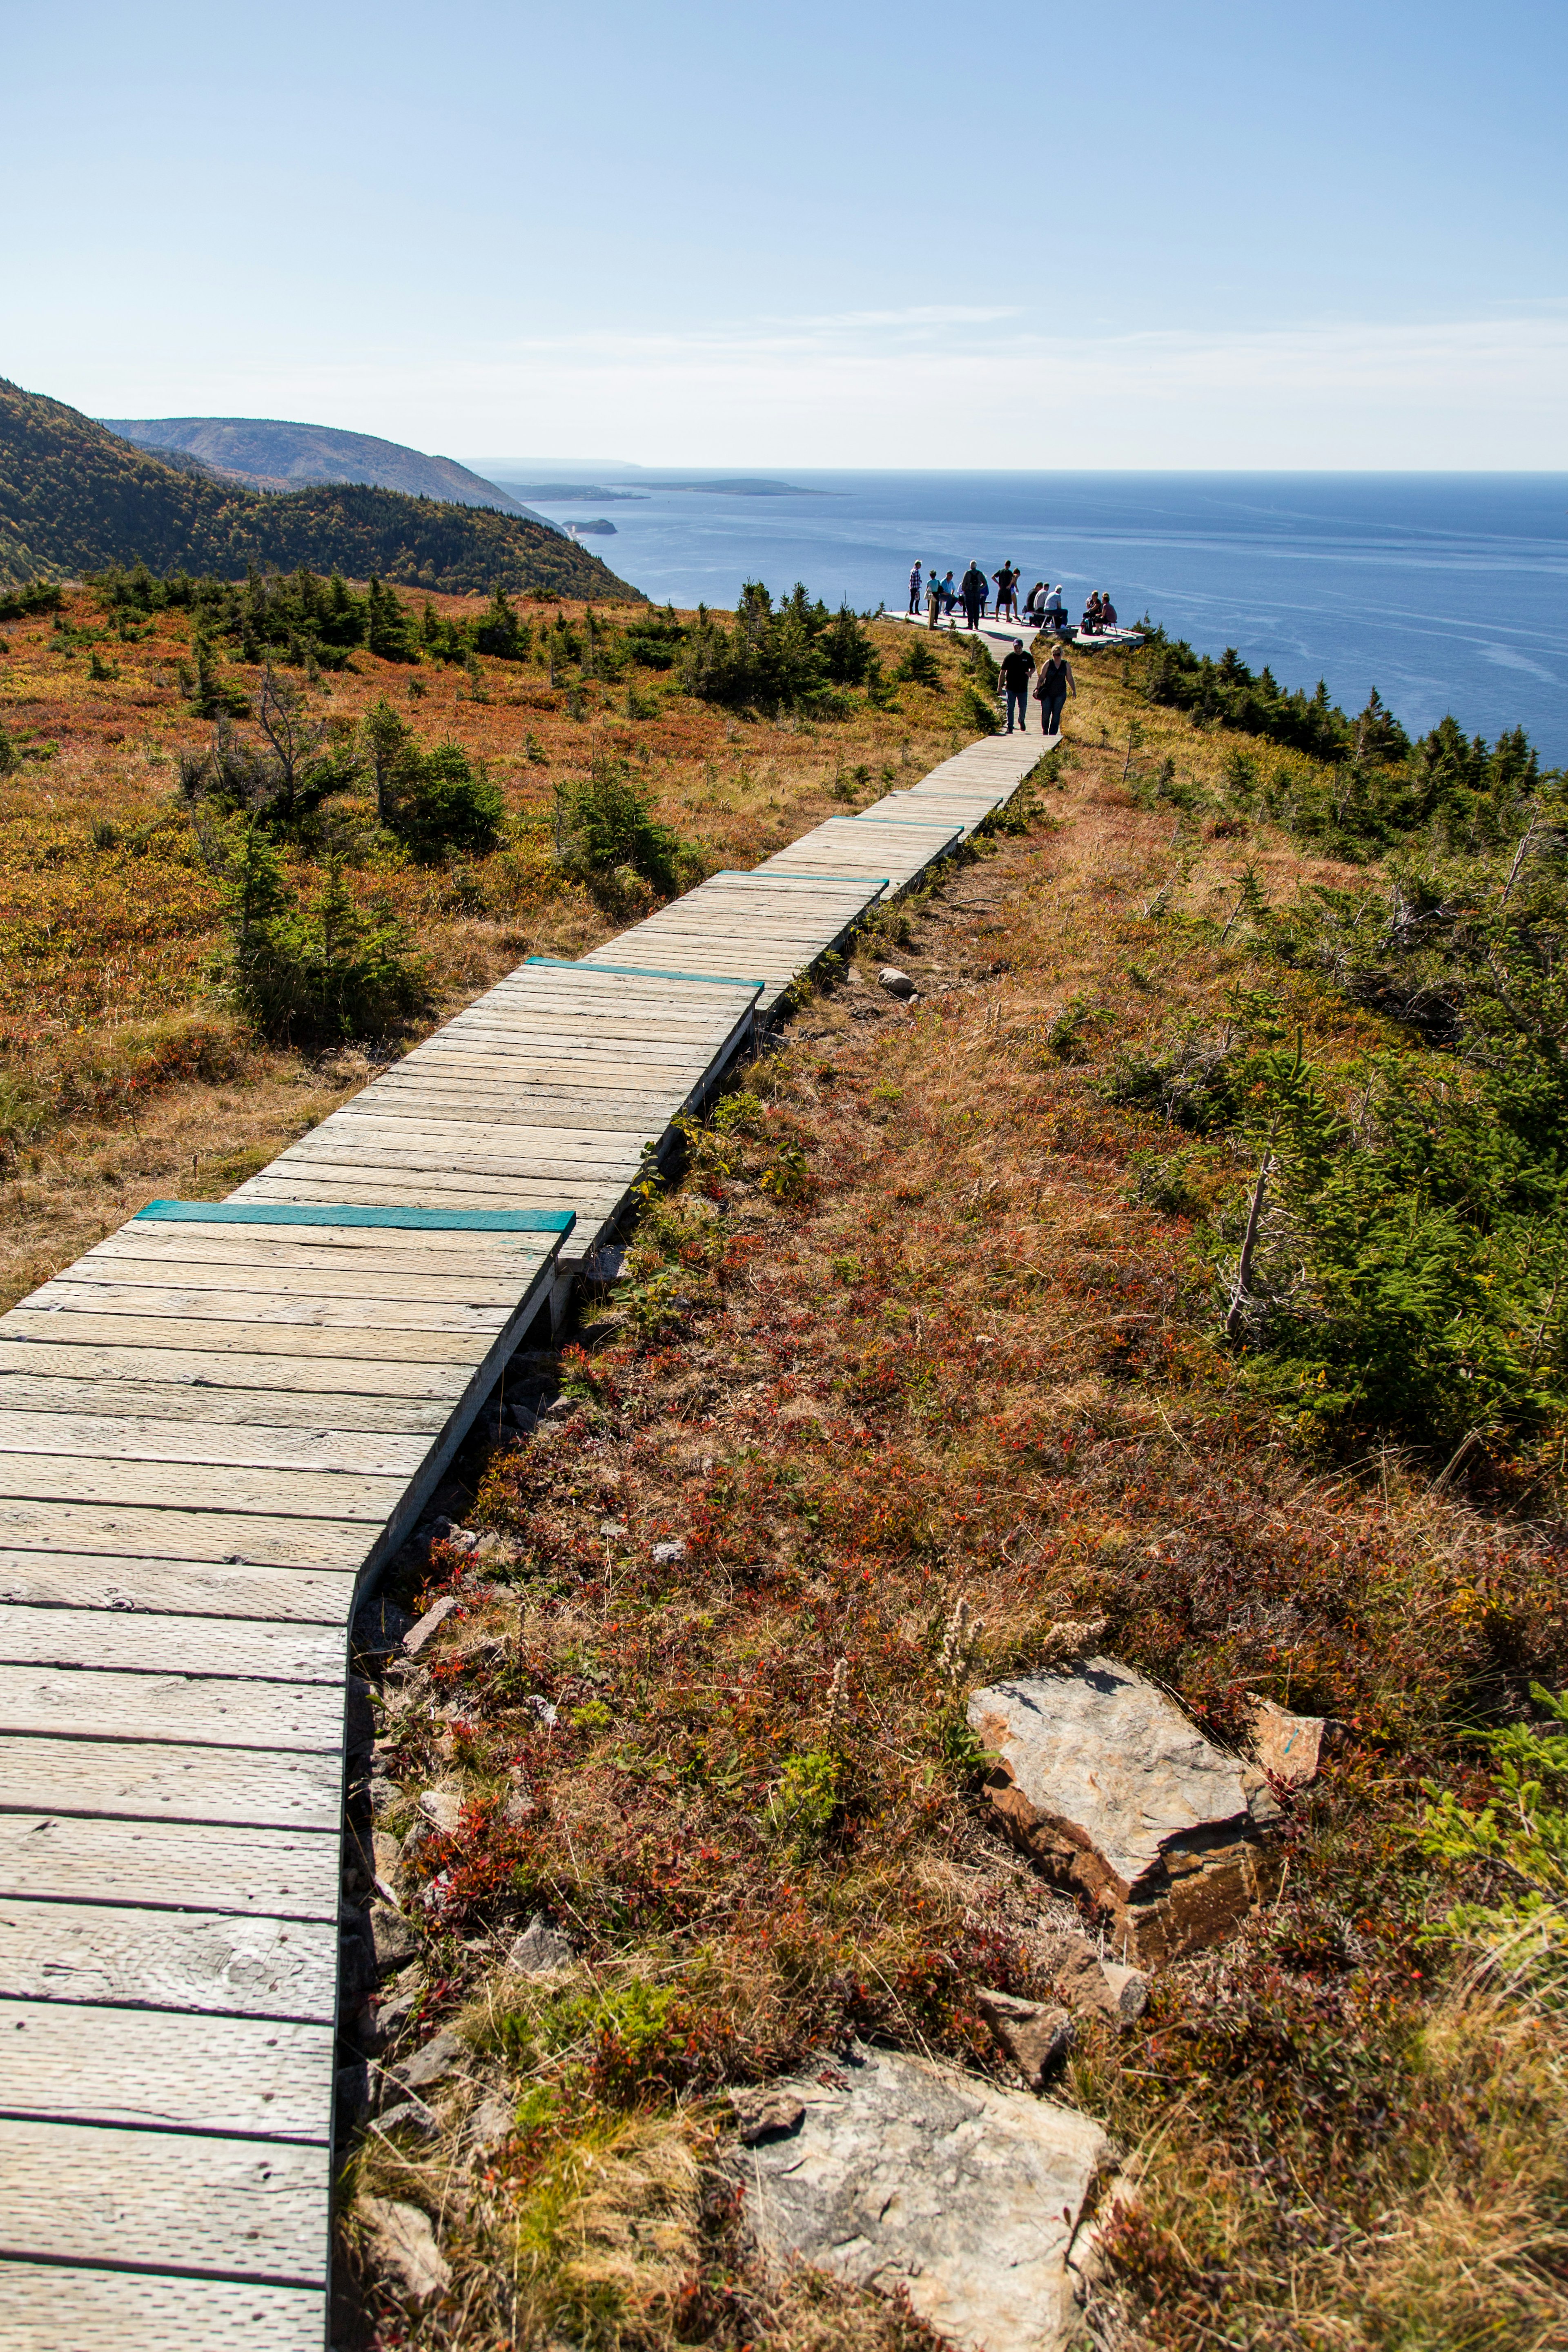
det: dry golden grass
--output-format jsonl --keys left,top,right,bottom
{"left": 0, "top": 587, "right": 982, "bottom": 1310}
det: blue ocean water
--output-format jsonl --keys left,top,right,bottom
{"left": 509, "top": 472, "right": 1568, "bottom": 763}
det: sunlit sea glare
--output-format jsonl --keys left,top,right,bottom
{"left": 503, "top": 471, "right": 1568, "bottom": 762}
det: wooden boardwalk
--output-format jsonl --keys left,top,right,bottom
{"left": 0, "top": 725, "right": 1044, "bottom": 2346}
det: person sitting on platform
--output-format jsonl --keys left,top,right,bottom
{"left": 1043, "top": 585, "right": 1067, "bottom": 632}
{"left": 1100, "top": 592, "right": 1118, "bottom": 630}
{"left": 1024, "top": 581, "right": 1047, "bottom": 623}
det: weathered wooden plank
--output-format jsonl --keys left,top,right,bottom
{"left": 0, "top": 1410, "right": 432, "bottom": 1477}
{"left": 0, "top": 1664, "right": 344, "bottom": 1751}
{"left": 52, "top": 1255, "right": 532, "bottom": 1310}
{"left": 0, "top": 2116, "right": 330, "bottom": 2282}
{"left": 0, "top": 1998, "right": 335, "bottom": 2137}
{"left": 0, "top": 2264, "right": 326, "bottom": 2352}
{"left": 0, "top": 1550, "right": 355, "bottom": 1623}
{"left": 0, "top": 1339, "right": 474, "bottom": 1401}
{"left": 0, "top": 1814, "right": 340, "bottom": 1915}
{"left": 0, "top": 1372, "right": 454, "bottom": 1437}
{"left": 0, "top": 1900, "right": 338, "bottom": 2020}
{"left": 27, "top": 1278, "right": 514, "bottom": 1334}
{"left": 87, "top": 1232, "right": 554, "bottom": 1288}
{"left": 0, "top": 1453, "right": 407, "bottom": 1522}
{"left": 270, "top": 1137, "right": 648, "bottom": 1183}
{"left": 0, "top": 1735, "right": 343, "bottom": 1828}
{"left": 0, "top": 1607, "right": 347, "bottom": 1684}
{"left": 0, "top": 1499, "right": 376, "bottom": 1572}
{"left": 0, "top": 1310, "right": 495, "bottom": 1365}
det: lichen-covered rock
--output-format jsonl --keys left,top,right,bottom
{"left": 729, "top": 2042, "right": 1109, "bottom": 2352}
{"left": 969, "top": 1657, "right": 1281, "bottom": 1965}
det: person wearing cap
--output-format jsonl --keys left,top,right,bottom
{"left": 1035, "top": 641, "right": 1076, "bottom": 735}
{"left": 999, "top": 637, "right": 1036, "bottom": 734}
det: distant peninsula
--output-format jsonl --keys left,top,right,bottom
{"left": 495, "top": 475, "right": 830, "bottom": 501}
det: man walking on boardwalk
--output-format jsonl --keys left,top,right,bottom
{"left": 959, "top": 560, "right": 986, "bottom": 631}
{"left": 1000, "top": 637, "right": 1035, "bottom": 733}
{"left": 908, "top": 561, "right": 923, "bottom": 616}
{"left": 1035, "top": 641, "right": 1076, "bottom": 736}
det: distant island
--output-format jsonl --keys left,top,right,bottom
{"left": 495, "top": 475, "right": 829, "bottom": 501}
{"left": 565, "top": 518, "right": 617, "bottom": 536}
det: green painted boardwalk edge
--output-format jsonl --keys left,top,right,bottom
{"left": 135, "top": 1200, "right": 577, "bottom": 1235}
{"left": 531, "top": 956, "right": 764, "bottom": 991}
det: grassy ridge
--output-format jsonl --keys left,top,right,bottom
{"left": 0, "top": 377, "right": 639, "bottom": 597}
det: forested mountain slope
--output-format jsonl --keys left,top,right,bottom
{"left": 0, "top": 379, "right": 639, "bottom": 597}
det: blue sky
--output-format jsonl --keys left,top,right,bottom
{"left": 5, "top": 0, "right": 1564, "bottom": 466}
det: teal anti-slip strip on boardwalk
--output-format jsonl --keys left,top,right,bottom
{"left": 529, "top": 956, "right": 766, "bottom": 990}
{"left": 134, "top": 1200, "right": 577, "bottom": 1234}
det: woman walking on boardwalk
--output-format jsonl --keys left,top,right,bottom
{"left": 1035, "top": 641, "right": 1076, "bottom": 735}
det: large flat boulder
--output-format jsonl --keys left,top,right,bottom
{"left": 969, "top": 1657, "right": 1280, "bottom": 1965}
{"left": 731, "top": 2043, "right": 1109, "bottom": 2352}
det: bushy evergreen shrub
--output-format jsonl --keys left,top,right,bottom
{"left": 215, "top": 828, "right": 423, "bottom": 1042}
{"left": 553, "top": 761, "right": 689, "bottom": 898}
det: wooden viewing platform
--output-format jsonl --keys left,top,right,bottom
{"left": 0, "top": 724, "right": 1049, "bottom": 2348}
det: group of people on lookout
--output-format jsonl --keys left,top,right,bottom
{"left": 906, "top": 561, "right": 1117, "bottom": 637}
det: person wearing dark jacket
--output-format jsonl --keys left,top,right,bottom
{"left": 999, "top": 638, "right": 1035, "bottom": 733}
{"left": 960, "top": 561, "right": 986, "bottom": 630}
{"left": 1035, "top": 643, "right": 1076, "bottom": 735}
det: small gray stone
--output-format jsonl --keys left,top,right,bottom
{"left": 651, "top": 1539, "right": 687, "bottom": 1566}
{"left": 974, "top": 1989, "right": 1074, "bottom": 2088}
{"left": 507, "top": 1913, "right": 576, "bottom": 1975}
{"left": 416, "top": 1787, "right": 464, "bottom": 1836}
{"left": 376, "top": 2100, "right": 439, "bottom": 2140}
{"left": 361, "top": 2196, "right": 450, "bottom": 2304}
{"left": 403, "top": 1593, "right": 461, "bottom": 1657}
{"left": 467, "top": 2093, "right": 516, "bottom": 2150}
{"left": 727, "top": 2085, "right": 806, "bottom": 2144}
{"left": 369, "top": 1902, "right": 419, "bottom": 1974}
{"left": 878, "top": 967, "right": 916, "bottom": 998}
{"left": 524, "top": 1692, "right": 559, "bottom": 1727}
{"left": 393, "top": 2025, "right": 468, "bottom": 2094}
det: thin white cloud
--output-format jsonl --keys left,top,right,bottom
{"left": 65, "top": 310, "right": 1568, "bottom": 468}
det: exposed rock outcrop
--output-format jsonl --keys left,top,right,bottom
{"left": 730, "top": 2042, "right": 1110, "bottom": 2352}
{"left": 969, "top": 1657, "right": 1281, "bottom": 1964}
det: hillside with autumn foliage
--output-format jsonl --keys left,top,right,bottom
{"left": 0, "top": 377, "right": 637, "bottom": 597}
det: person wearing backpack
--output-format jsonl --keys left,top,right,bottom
{"left": 959, "top": 561, "right": 987, "bottom": 631}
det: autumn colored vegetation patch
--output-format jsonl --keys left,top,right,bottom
{"left": 345, "top": 690, "right": 1568, "bottom": 2349}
